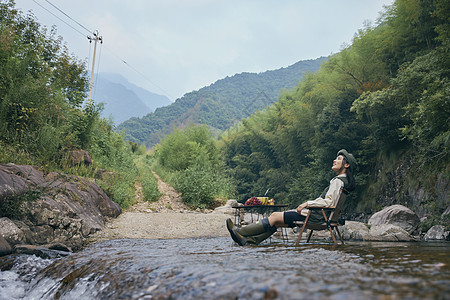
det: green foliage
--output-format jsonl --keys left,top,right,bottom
{"left": 219, "top": 0, "right": 449, "bottom": 219}
{"left": 0, "top": 188, "right": 42, "bottom": 219}
{"left": 0, "top": 2, "right": 148, "bottom": 210}
{"left": 153, "top": 124, "right": 234, "bottom": 208}
{"left": 155, "top": 124, "right": 219, "bottom": 172}
{"left": 173, "top": 165, "right": 216, "bottom": 208}
{"left": 87, "top": 119, "right": 138, "bottom": 208}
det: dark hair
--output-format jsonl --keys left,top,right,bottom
{"left": 342, "top": 157, "right": 356, "bottom": 191}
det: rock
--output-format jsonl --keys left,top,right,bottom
{"left": 14, "top": 244, "right": 71, "bottom": 259}
{"left": 0, "top": 164, "right": 41, "bottom": 200}
{"left": 343, "top": 221, "right": 415, "bottom": 241}
{"left": 369, "top": 224, "right": 415, "bottom": 242}
{"left": 442, "top": 206, "right": 450, "bottom": 217}
{"left": 212, "top": 199, "right": 238, "bottom": 215}
{"left": 424, "top": 225, "right": 450, "bottom": 241}
{"left": 0, "top": 163, "right": 122, "bottom": 251}
{"left": 343, "top": 221, "right": 370, "bottom": 240}
{"left": 68, "top": 150, "right": 92, "bottom": 166}
{"left": 368, "top": 205, "right": 420, "bottom": 234}
{"left": 0, "top": 217, "right": 26, "bottom": 244}
{"left": 0, "top": 235, "right": 12, "bottom": 256}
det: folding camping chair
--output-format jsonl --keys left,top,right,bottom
{"left": 294, "top": 187, "right": 349, "bottom": 246}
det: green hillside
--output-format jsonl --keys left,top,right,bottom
{"left": 118, "top": 58, "right": 325, "bottom": 146}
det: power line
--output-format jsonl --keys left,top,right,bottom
{"left": 31, "top": 0, "right": 86, "bottom": 37}
{"left": 31, "top": 0, "right": 175, "bottom": 101}
{"left": 44, "top": 0, "right": 92, "bottom": 34}
{"left": 102, "top": 46, "right": 175, "bottom": 101}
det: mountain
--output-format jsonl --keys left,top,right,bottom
{"left": 118, "top": 57, "right": 326, "bottom": 146}
{"left": 92, "top": 73, "right": 171, "bottom": 125}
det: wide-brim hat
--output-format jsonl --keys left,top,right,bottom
{"left": 337, "top": 149, "right": 357, "bottom": 169}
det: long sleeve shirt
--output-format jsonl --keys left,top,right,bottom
{"left": 300, "top": 174, "right": 346, "bottom": 217}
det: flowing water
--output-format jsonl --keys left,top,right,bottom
{"left": 0, "top": 238, "right": 449, "bottom": 299}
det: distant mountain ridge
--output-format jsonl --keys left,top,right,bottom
{"left": 93, "top": 72, "right": 171, "bottom": 124}
{"left": 118, "top": 57, "right": 326, "bottom": 146}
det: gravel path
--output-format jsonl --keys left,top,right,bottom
{"left": 90, "top": 172, "right": 232, "bottom": 242}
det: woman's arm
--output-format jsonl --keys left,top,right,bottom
{"left": 305, "top": 177, "right": 344, "bottom": 208}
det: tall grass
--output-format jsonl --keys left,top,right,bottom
{"left": 135, "top": 154, "right": 161, "bottom": 202}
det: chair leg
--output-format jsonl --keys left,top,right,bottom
{"left": 328, "top": 227, "right": 337, "bottom": 245}
{"left": 295, "top": 223, "right": 307, "bottom": 246}
{"left": 295, "top": 212, "right": 311, "bottom": 246}
{"left": 335, "top": 226, "right": 344, "bottom": 245}
{"left": 306, "top": 229, "right": 314, "bottom": 243}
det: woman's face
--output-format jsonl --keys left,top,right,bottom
{"left": 332, "top": 155, "right": 348, "bottom": 174}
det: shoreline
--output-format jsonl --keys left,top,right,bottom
{"left": 89, "top": 210, "right": 231, "bottom": 243}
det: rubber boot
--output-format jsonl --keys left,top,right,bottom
{"left": 226, "top": 218, "right": 247, "bottom": 246}
{"left": 237, "top": 219, "right": 267, "bottom": 237}
{"left": 226, "top": 218, "right": 276, "bottom": 246}
{"left": 246, "top": 226, "right": 278, "bottom": 245}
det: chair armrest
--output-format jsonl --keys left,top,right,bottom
{"left": 307, "top": 206, "right": 335, "bottom": 211}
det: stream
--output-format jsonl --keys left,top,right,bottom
{"left": 0, "top": 237, "right": 449, "bottom": 299}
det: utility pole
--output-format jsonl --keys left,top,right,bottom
{"left": 87, "top": 30, "right": 103, "bottom": 105}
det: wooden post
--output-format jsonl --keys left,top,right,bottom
{"left": 87, "top": 30, "right": 102, "bottom": 105}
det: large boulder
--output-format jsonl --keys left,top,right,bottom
{"left": 0, "top": 235, "right": 12, "bottom": 256}
{"left": 212, "top": 199, "right": 238, "bottom": 215}
{"left": 343, "top": 221, "right": 370, "bottom": 240}
{"left": 0, "top": 163, "right": 121, "bottom": 251}
{"left": 343, "top": 221, "right": 415, "bottom": 241}
{"left": 68, "top": 150, "right": 92, "bottom": 166}
{"left": 424, "top": 225, "right": 450, "bottom": 241}
{"left": 368, "top": 205, "right": 420, "bottom": 234}
{"left": 368, "top": 224, "right": 415, "bottom": 242}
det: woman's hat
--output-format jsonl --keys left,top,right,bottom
{"left": 337, "top": 149, "right": 357, "bottom": 169}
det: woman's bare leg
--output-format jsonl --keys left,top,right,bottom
{"left": 268, "top": 211, "right": 285, "bottom": 227}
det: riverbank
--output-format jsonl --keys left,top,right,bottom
{"left": 89, "top": 171, "right": 232, "bottom": 243}
{"left": 89, "top": 211, "right": 230, "bottom": 242}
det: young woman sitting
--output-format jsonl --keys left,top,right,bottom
{"left": 226, "top": 149, "right": 356, "bottom": 246}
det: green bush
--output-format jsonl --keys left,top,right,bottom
{"left": 173, "top": 166, "right": 216, "bottom": 208}
{"left": 153, "top": 124, "right": 235, "bottom": 208}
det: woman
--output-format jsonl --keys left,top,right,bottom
{"left": 226, "top": 149, "right": 356, "bottom": 246}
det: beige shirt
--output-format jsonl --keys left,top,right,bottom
{"left": 300, "top": 174, "right": 346, "bottom": 217}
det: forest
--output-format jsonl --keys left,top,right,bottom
{"left": 217, "top": 0, "right": 449, "bottom": 226}
{"left": 1, "top": 0, "right": 448, "bottom": 230}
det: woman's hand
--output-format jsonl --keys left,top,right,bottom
{"left": 296, "top": 203, "right": 308, "bottom": 214}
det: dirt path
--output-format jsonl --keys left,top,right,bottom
{"left": 90, "top": 172, "right": 231, "bottom": 242}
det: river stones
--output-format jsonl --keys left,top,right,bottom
{"left": 343, "top": 221, "right": 415, "bottom": 241}
{"left": 0, "top": 217, "right": 26, "bottom": 245}
{"left": 368, "top": 224, "right": 415, "bottom": 241}
{"left": 14, "top": 243, "right": 71, "bottom": 259}
{"left": 212, "top": 199, "right": 238, "bottom": 215}
{"left": 424, "top": 225, "right": 450, "bottom": 241}
{"left": 368, "top": 204, "right": 420, "bottom": 234}
{"left": 343, "top": 221, "right": 370, "bottom": 240}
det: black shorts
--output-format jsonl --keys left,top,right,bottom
{"left": 283, "top": 211, "right": 306, "bottom": 228}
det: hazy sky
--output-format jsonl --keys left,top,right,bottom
{"left": 14, "top": 0, "right": 394, "bottom": 101}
